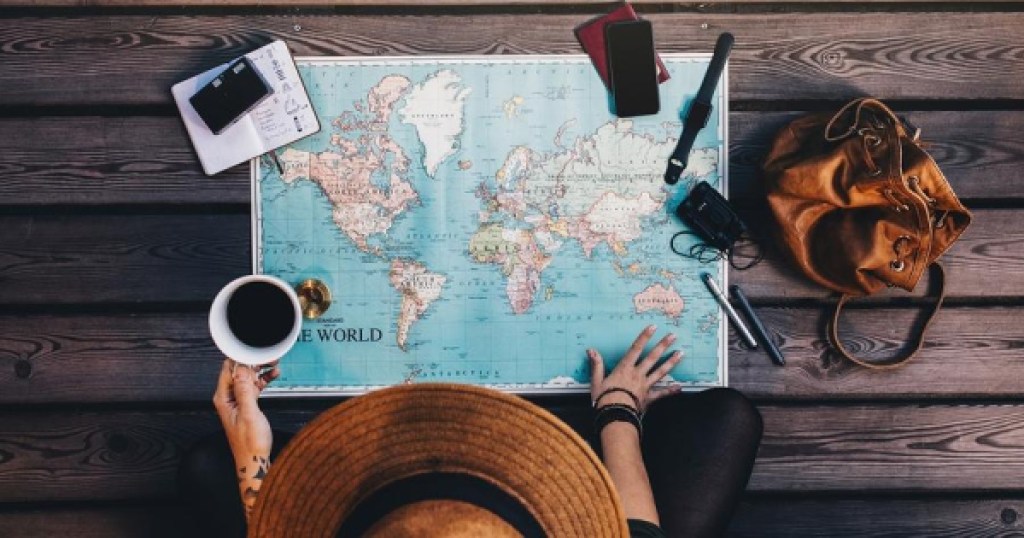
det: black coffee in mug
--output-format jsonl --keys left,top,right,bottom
{"left": 226, "top": 281, "right": 296, "bottom": 348}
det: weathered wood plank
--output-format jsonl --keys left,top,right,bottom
{"left": 2, "top": 12, "right": 1024, "bottom": 105}
{"left": 0, "top": 314, "right": 222, "bottom": 404}
{"left": 0, "top": 410, "right": 215, "bottom": 503}
{"left": 0, "top": 410, "right": 313, "bottom": 503}
{"left": 5, "top": 404, "right": 1024, "bottom": 502}
{"left": 749, "top": 404, "right": 1024, "bottom": 492}
{"left": 729, "top": 498, "right": 1024, "bottom": 537}
{"left": 1, "top": 307, "right": 1021, "bottom": 404}
{"left": 3, "top": 496, "right": 1023, "bottom": 538}
{"left": 0, "top": 210, "right": 1017, "bottom": 304}
{"left": 0, "top": 215, "right": 250, "bottom": 304}
{"left": 2, "top": 110, "right": 1020, "bottom": 206}
{"left": 3, "top": 0, "right": 1016, "bottom": 5}
{"left": 0, "top": 117, "right": 240, "bottom": 205}
{"left": 0, "top": 505, "right": 198, "bottom": 538}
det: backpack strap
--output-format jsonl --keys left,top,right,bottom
{"left": 827, "top": 263, "right": 946, "bottom": 369}
{"left": 824, "top": 97, "right": 903, "bottom": 142}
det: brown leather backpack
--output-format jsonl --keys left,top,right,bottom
{"left": 762, "top": 98, "right": 971, "bottom": 369}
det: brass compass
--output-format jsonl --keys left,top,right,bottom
{"left": 295, "top": 279, "right": 331, "bottom": 319}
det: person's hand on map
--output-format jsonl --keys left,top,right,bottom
{"left": 588, "top": 325, "right": 683, "bottom": 414}
{"left": 212, "top": 358, "right": 280, "bottom": 520}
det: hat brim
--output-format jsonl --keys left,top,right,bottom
{"left": 249, "top": 383, "right": 629, "bottom": 537}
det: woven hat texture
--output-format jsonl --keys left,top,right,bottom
{"left": 249, "top": 383, "right": 629, "bottom": 537}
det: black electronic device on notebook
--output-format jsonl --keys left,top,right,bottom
{"left": 190, "top": 57, "right": 273, "bottom": 135}
{"left": 605, "top": 19, "right": 660, "bottom": 117}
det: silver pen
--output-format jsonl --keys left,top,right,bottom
{"left": 700, "top": 272, "right": 758, "bottom": 349}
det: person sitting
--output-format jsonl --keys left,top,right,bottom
{"left": 180, "top": 326, "right": 762, "bottom": 537}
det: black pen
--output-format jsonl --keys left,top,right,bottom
{"left": 729, "top": 284, "right": 786, "bottom": 366}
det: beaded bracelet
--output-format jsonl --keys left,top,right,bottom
{"left": 593, "top": 387, "right": 642, "bottom": 412}
{"left": 594, "top": 404, "right": 643, "bottom": 437}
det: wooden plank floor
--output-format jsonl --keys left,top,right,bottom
{"left": 1, "top": 2, "right": 1023, "bottom": 537}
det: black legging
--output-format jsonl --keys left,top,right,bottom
{"left": 179, "top": 388, "right": 762, "bottom": 538}
{"left": 642, "top": 388, "right": 763, "bottom": 537}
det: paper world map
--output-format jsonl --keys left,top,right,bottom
{"left": 253, "top": 55, "right": 727, "bottom": 394}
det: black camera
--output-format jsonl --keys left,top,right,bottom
{"left": 675, "top": 181, "right": 747, "bottom": 252}
{"left": 190, "top": 57, "right": 273, "bottom": 135}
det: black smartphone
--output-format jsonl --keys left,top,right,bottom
{"left": 190, "top": 57, "right": 273, "bottom": 135}
{"left": 605, "top": 20, "right": 660, "bottom": 117}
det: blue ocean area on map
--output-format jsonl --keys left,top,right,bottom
{"left": 255, "top": 55, "right": 727, "bottom": 393}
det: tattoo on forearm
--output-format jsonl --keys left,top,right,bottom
{"left": 254, "top": 455, "right": 269, "bottom": 480}
{"left": 238, "top": 455, "right": 271, "bottom": 520}
{"left": 242, "top": 486, "right": 259, "bottom": 517}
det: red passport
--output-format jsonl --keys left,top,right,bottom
{"left": 574, "top": 3, "right": 671, "bottom": 89}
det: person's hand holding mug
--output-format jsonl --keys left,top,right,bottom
{"left": 208, "top": 275, "right": 299, "bottom": 520}
{"left": 212, "top": 358, "right": 280, "bottom": 520}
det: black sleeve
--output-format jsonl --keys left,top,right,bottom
{"left": 627, "top": 518, "right": 667, "bottom": 538}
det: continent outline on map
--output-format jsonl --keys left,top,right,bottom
{"left": 270, "top": 69, "right": 466, "bottom": 350}
{"left": 472, "top": 119, "right": 719, "bottom": 316}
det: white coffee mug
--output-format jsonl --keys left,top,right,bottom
{"left": 209, "top": 275, "right": 302, "bottom": 366}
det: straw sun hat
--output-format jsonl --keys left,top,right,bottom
{"left": 249, "top": 384, "right": 629, "bottom": 537}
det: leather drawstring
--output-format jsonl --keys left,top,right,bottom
{"left": 883, "top": 189, "right": 909, "bottom": 212}
{"left": 861, "top": 133, "right": 883, "bottom": 177}
{"left": 909, "top": 175, "right": 947, "bottom": 226}
{"left": 824, "top": 98, "right": 901, "bottom": 142}
{"left": 825, "top": 99, "right": 872, "bottom": 141}
{"left": 824, "top": 98, "right": 900, "bottom": 178}
{"left": 908, "top": 176, "right": 936, "bottom": 205}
